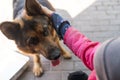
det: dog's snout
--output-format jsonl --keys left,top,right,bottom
{"left": 48, "top": 48, "right": 61, "bottom": 60}
{"left": 52, "top": 50, "right": 61, "bottom": 59}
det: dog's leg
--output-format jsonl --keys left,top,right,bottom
{"left": 52, "top": 29, "right": 71, "bottom": 59}
{"left": 18, "top": 51, "right": 43, "bottom": 76}
{"left": 57, "top": 40, "right": 71, "bottom": 59}
{"left": 32, "top": 54, "right": 43, "bottom": 76}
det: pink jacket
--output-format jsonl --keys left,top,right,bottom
{"left": 63, "top": 27, "right": 101, "bottom": 80}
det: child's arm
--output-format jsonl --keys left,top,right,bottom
{"left": 64, "top": 27, "right": 100, "bottom": 70}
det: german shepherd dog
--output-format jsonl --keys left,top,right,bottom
{"left": 0, "top": 0, "right": 71, "bottom": 76}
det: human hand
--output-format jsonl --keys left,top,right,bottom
{"left": 41, "top": 5, "right": 54, "bottom": 17}
{"left": 41, "top": 5, "right": 70, "bottom": 39}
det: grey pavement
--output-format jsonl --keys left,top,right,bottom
{"left": 18, "top": 0, "right": 120, "bottom": 80}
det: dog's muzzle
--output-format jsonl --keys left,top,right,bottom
{"left": 48, "top": 48, "right": 61, "bottom": 60}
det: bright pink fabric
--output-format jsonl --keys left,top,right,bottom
{"left": 88, "top": 70, "right": 96, "bottom": 80}
{"left": 64, "top": 27, "right": 100, "bottom": 80}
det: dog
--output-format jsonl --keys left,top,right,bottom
{"left": 0, "top": 0, "right": 71, "bottom": 76}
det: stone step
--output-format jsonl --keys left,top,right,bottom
{"left": 0, "top": 49, "right": 29, "bottom": 80}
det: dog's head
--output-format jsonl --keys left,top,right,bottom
{"left": 0, "top": 0, "right": 61, "bottom": 60}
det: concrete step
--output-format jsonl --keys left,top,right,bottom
{"left": 0, "top": 49, "right": 29, "bottom": 80}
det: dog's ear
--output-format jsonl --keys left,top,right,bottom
{"left": 0, "top": 22, "right": 20, "bottom": 40}
{"left": 25, "top": 0, "right": 43, "bottom": 16}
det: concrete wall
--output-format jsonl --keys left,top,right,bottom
{"left": 57, "top": 0, "right": 120, "bottom": 42}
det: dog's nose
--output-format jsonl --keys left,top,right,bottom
{"left": 48, "top": 49, "right": 61, "bottom": 60}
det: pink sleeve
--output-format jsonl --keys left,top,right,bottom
{"left": 88, "top": 70, "right": 96, "bottom": 80}
{"left": 64, "top": 27, "right": 100, "bottom": 70}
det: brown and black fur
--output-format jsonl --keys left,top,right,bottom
{"left": 0, "top": 0, "right": 71, "bottom": 76}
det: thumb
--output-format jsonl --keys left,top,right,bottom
{"left": 41, "top": 5, "right": 54, "bottom": 17}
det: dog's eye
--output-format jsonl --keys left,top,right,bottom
{"left": 43, "top": 25, "right": 49, "bottom": 36}
{"left": 28, "top": 37, "right": 39, "bottom": 46}
{"left": 43, "top": 24, "right": 47, "bottom": 28}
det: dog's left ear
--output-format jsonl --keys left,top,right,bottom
{"left": 25, "top": 0, "right": 44, "bottom": 16}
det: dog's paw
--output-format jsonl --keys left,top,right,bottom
{"left": 33, "top": 63, "right": 43, "bottom": 77}
{"left": 63, "top": 52, "right": 72, "bottom": 59}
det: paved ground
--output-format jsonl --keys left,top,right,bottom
{"left": 0, "top": 0, "right": 120, "bottom": 80}
{"left": 18, "top": 52, "right": 90, "bottom": 80}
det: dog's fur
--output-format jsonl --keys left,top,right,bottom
{"left": 0, "top": 0, "right": 71, "bottom": 76}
